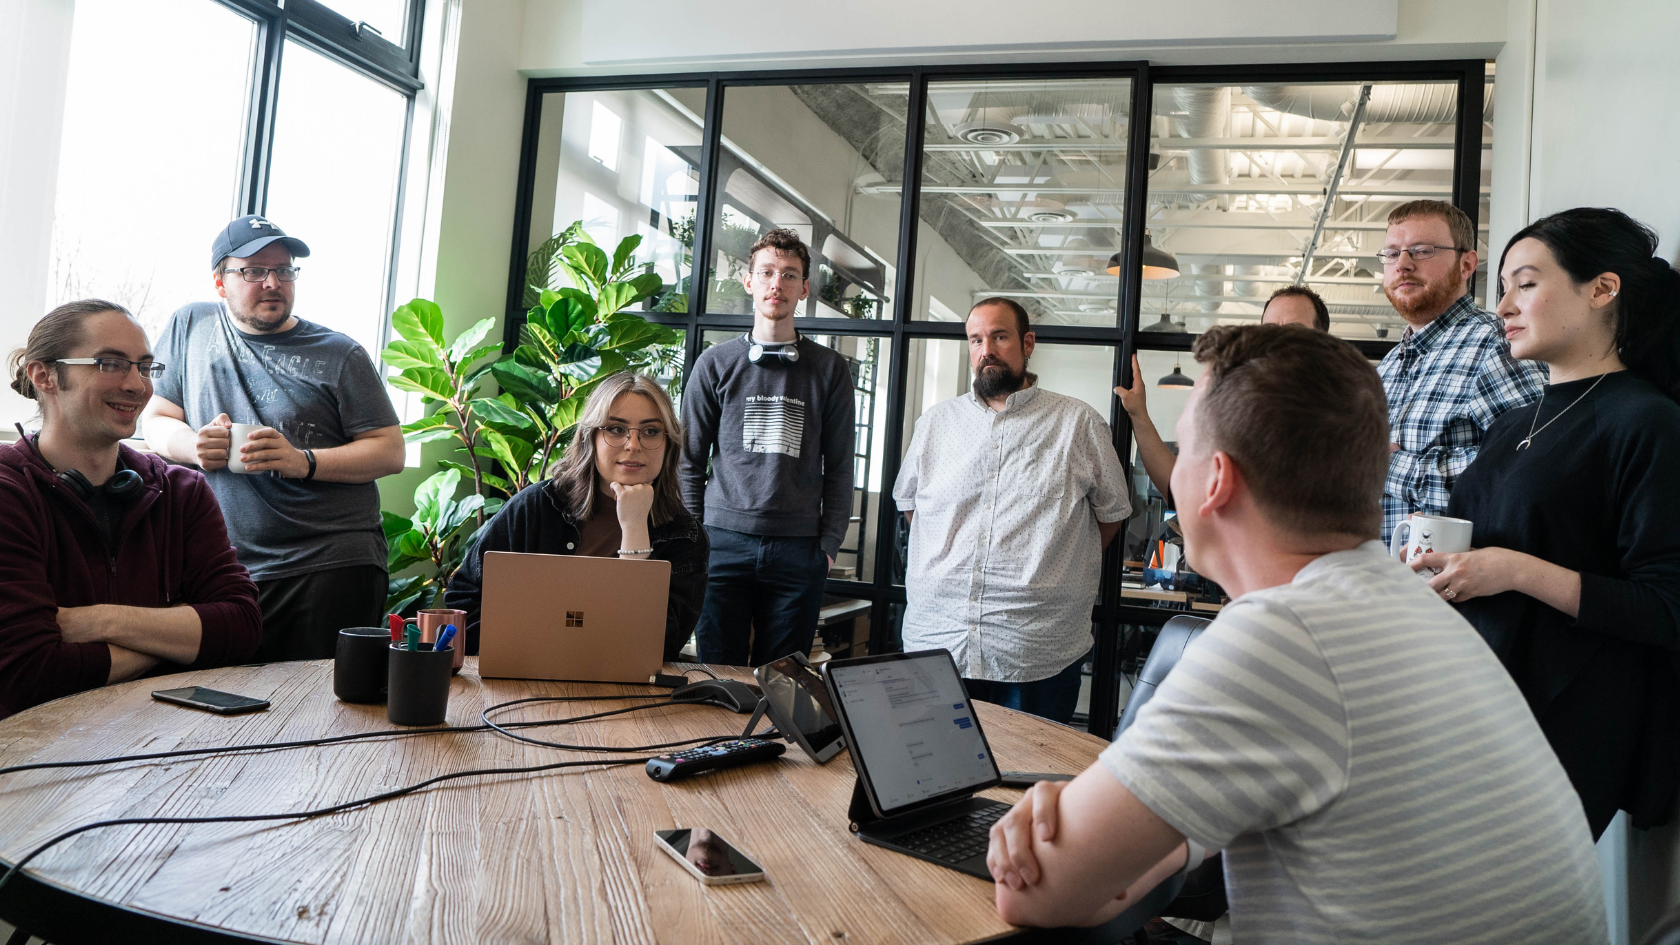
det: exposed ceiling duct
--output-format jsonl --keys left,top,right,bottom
{"left": 1243, "top": 82, "right": 1493, "bottom": 124}
{"left": 1173, "top": 86, "right": 1230, "bottom": 208}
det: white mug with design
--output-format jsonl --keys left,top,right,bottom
{"left": 1389, "top": 513, "right": 1473, "bottom": 573}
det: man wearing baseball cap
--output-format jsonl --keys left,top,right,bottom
{"left": 141, "top": 215, "right": 405, "bottom": 661}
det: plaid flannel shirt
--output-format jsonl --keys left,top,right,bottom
{"left": 1378, "top": 294, "right": 1546, "bottom": 545}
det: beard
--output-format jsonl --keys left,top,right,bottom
{"left": 228, "top": 295, "right": 294, "bottom": 332}
{"left": 973, "top": 356, "right": 1028, "bottom": 400}
{"left": 1383, "top": 271, "right": 1465, "bottom": 321}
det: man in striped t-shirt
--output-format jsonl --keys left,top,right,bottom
{"left": 986, "top": 326, "right": 1604, "bottom": 943}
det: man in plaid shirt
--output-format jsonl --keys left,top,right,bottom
{"left": 1377, "top": 200, "right": 1546, "bottom": 545}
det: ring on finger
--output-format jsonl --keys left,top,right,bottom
{"left": 1442, "top": 586, "right": 1457, "bottom": 600}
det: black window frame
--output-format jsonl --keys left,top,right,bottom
{"left": 505, "top": 58, "right": 1487, "bottom": 737}
{"left": 214, "top": 0, "right": 425, "bottom": 330}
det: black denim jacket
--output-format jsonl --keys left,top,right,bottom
{"left": 446, "top": 481, "right": 708, "bottom": 660}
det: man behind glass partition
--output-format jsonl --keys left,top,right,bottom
{"left": 142, "top": 216, "right": 405, "bottom": 661}
{"left": 0, "top": 300, "right": 260, "bottom": 718}
{"left": 983, "top": 325, "right": 1604, "bottom": 944}
{"left": 894, "top": 297, "right": 1131, "bottom": 725}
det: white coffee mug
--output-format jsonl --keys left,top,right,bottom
{"left": 1389, "top": 514, "right": 1473, "bottom": 568}
{"left": 226, "top": 423, "right": 261, "bottom": 474}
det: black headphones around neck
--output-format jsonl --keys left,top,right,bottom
{"left": 746, "top": 333, "right": 800, "bottom": 365}
{"left": 17, "top": 426, "right": 144, "bottom": 504}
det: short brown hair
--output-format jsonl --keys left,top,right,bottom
{"left": 1189, "top": 325, "right": 1387, "bottom": 538}
{"left": 747, "top": 228, "right": 810, "bottom": 279}
{"left": 1387, "top": 199, "right": 1477, "bottom": 254}
{"left": 1265, "top": 285, "right": 1330, "bottom": 331}
{"left": 8, "top": 299, "right": 132, "bottom": 401}
{"left": 969, "top": 297, "right": 1032, "bottom": 337}
{"left": 549, "top": 372, "right": 687, "bottom": 527}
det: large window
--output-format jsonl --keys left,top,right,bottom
{"left": 30, "top": 0, "right": 425, "bottom": 420}
{"left": 512, "top": 61, "right": 1490, "bottom": 735}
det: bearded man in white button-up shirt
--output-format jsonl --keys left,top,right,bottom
{"left": 894, "top": 298, "right": 1131, "bottom": 724}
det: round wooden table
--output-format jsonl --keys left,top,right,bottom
{"left": 0, "top": 659, "right": 1113, "bottom": 944}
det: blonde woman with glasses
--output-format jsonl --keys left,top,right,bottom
{"left": 447, "top": 373, "right": 708, "bottom": 660}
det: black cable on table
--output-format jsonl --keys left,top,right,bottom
{"left": 0, "top": 754, "right": 646, "bottom": 898}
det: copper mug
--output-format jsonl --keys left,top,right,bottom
{"left": 413, "top": 608, "right": 468, "bottom": 673}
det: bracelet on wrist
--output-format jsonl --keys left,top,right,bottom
{"left": 302, "top": 448, "right": 317, "bottom": 480}
{"left": 617, "top": 547, "right": 654, "bottom": 556}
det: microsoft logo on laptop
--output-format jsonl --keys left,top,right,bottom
{"left": 566, "top": 611, "right": 585, "bottom": 628}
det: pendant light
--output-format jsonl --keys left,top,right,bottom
{"left": 1106, "top": 230, "right": 1181, "bottom": 280}
{"left": 1157, "top": 358, "right": 1194, "bottom": 389}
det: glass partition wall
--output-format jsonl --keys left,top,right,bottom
{"left": 511, "top": 61, "right": 1491, "bottom": 736}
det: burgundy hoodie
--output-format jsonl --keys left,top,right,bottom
{"left": 0, "top": 437, "right": 261, "bottom": 719}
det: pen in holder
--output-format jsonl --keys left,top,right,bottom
{"left": 387, "top": 643, "right": 454, "bottom": 726}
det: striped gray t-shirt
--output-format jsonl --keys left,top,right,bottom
{"left": 1103, "top": 542, "right": 1606, "bottom": 944}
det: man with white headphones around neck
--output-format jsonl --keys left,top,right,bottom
{"left": 0, "top": 300, "right": 260, "bottom": 720}
{"left": 679, "top": 228, "right": 856, "bottom": 667}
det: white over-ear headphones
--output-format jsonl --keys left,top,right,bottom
{"left": 746, "top": 333, "right": 800, "bottom": 365}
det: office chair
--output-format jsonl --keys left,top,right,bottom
{"left": 1117, "top": 615, "right": 1211, "bottom": 739}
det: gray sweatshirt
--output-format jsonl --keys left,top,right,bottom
{"left": 679, "top": 334, "right": 856, "bottom": 559}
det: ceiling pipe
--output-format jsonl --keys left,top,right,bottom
{"left": 1297, "top": 85, "right": 1372, "bottom": 286}
{"left": 1173, "top": 86, "right": 1231, "bottom": 209}
{"left": 1243, "top": 82, "right": 1492, "bottom": 123}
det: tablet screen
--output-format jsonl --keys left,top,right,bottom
{"left": 758, "top": 655, "right": 845, "bottom": 761}
{"left": 826, "top": 651, "right": 997, "bottom": 813}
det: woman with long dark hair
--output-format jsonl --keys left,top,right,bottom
{"left": 448, "top": 373, "right": 708, "bottom": 660}
{"left": 1413, "top": 207, "right": 1680, "bottom": 838}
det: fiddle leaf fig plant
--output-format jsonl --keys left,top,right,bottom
{"left": 380, "top": 221, "right": 685, "bottom": 613}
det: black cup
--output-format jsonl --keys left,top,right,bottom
{"left": 334, "top": 628, "right": 393, "bottom": 703}
{"left": 387, "top": 644, "right": 454, "bottom": 726}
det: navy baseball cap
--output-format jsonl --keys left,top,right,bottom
{"left": 211, "top": 215, "right": 311, "bottom": 270}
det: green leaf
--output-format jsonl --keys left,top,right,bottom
{"left": 595, "top": 282, "right": 635, "bottom": 318}
{"left": 547, "top": 394, "right": 585, "bottom": 433}
{"left": 556, "top": 343, "right": 601, "bottom": 381}
{"left": 468, "top": 396, "right": 538, "bottom": 436}
{"left": 438, "top": 492, "right": 486, "bottom": 537}
{"left": 388, "top": 366, "right": 456, "bottom": 402}
{"left": 381, "top": 511, "right": 415, "bottom": 540}
{"left": 447, "top": 317, "right": 497, "bottom": 363}
{"left": 490, "top": 359, "right": 558, "bottom": 403}
{"left": 600, "top": 314, "right": 677, "bottom": 351}
{"left": 476, "top": 428, "right": 528, "bottom": 479}
{"left": 382, "top": 340, "right": 444, "bottom": 371}
{"left": 414, "top": 468, "right": 461, "bottom": 531}
{"left": 435, "top": 459, "right": 510, "bottom": 495}
{"left": 388, "top": 530, "right": 430, "bottom": 573}
{"left": 571, "top": 351, "right": 629, "bottom": 398}
{"left": 610, "top": 234, "right": 644, "bottom": 278}
{"left": 392, "top": 299, "right": 445, "bottom": 347}
{"left": 626, "top": 271, "right": 666, "bottom": 304}
{"left": 519, "top": 320, "right": 559, "bottom": 361}
{"left": 561, "top": 243, "right": 610, "bottom": 289}
{"left": 456, "top": 341, "right": 503, "bottom": 371}
{"left": 401, "top": 413, "right": 459, "bottom": 445}
{"left": 538, "top": 288, "right": 560, "bottom": 311}
{"left": 385, "top": 574, "right": 428, "bottom": 615}
{"left": 546, "top": 289, "right": 597, "bottom": 334}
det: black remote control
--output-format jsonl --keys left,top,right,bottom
{"left": 645, "top": 738, "right": 786, "bottom": 782}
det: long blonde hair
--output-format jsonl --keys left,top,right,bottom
{"left": 549, "top": 372, "right": 687, "bottom": 526}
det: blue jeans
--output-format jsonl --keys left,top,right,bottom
{"left": 695, "top": 526, "right": 827, "bottom": 666}
{"left": 962, "top": 657, "right": 1085, "bottom": 725}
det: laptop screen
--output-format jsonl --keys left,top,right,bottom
{"left": 826, "top": 650, "right": 998, "bottom": 813}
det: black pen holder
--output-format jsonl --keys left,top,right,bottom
{"left": 334, "top": 628, "right": 392, "bottom": 704}
{"left": 386, "top": 644, "right": 454, "bottom": 726}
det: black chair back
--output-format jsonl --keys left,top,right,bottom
{"left": 1116, "top": 615, "right": 1212, "bottom": 739}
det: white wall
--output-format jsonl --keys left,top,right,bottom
{"left": 0, "top": 0, "right": 74, "bottom": 423}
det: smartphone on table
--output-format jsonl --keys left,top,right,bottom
{"left": 152, "top": 687, "right": 271, "bottom": 715}
{"left": 654, "top": 828, "right": 766, "bottom": 885}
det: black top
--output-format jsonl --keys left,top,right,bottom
{"left": 1448, "top": 370, "right": 1680, "bottom": 831}
{"left": 445, "top": 481, "right": 709, "bottom": 662}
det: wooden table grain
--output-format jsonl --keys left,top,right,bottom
{"left": 0, "top": 659, "right": 1110, "bottom": 945}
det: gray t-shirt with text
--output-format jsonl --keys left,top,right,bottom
{"left": 153, "top": 302, "right": 399, "bottom": 581}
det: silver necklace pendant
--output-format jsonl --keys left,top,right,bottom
{"left": 1516, "top": 437, "right": 1532, "bottom": 450}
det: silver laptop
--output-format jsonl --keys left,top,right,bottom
{"left": 477, "top": 551, "right": 672, "bottom": 683}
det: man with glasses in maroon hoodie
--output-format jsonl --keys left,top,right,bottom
{"left": 0, "top": 300, "right": 260, "bottom": 719}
